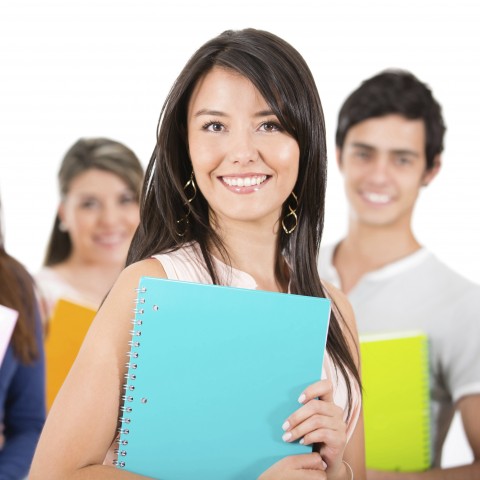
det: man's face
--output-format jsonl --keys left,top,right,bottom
{"left": 338, "top": 114, "right": 439, "bottom": 229}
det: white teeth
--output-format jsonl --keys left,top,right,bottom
{"left": 364, "top": 192, "right": 391, "bottom": 204}
{"left": 223, "top": 175, "right": 267, "bottom": 187}
{"left": 96, "top": 234, "right": 123, "bottom": 245}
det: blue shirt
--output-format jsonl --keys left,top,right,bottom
{"left": 0, "top": 307, "right": 45, "bottom": 480}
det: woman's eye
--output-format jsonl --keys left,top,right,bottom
{"left": 80, "top": 199, "right": 99, "bottom": 209}
{"left": 119, "top": 194, "right": 137, "bottom": 205}
{"left": 203, "top": 121, "right": 224, "bottom": 132}
{"left": 261, "top": 122, "right": 282, "bottom": 132}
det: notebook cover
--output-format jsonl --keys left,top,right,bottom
{"left": 45, "top": 298, "right": 96, "bottom": 410}
{"left": 360, "top": 331, "right": 431, "bottom": 471}
{"left": 116, "top": 277, "right": 331, "bottom": 479}
{"left": 0, "top": 304, "right": 18, "bottom": 366}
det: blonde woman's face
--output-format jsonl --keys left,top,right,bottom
{"left": 59, "top": 168, "right": 140, "bottom": 266}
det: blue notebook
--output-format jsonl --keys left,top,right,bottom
{"left": 116, "top": 277, "right": 331, "bottom": 479}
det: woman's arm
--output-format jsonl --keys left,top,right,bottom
{"left": 258, "top": 452, "right": 328, "bottom": 479}
{"left": 29, "top": 259, "right": 166, "bottom": 480}
{"left": 326, "top": 282, "right": 366, "bottom": 479}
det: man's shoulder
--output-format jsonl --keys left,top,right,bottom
{"left": 425, "top": 253, "right": 480, "bottom": 292}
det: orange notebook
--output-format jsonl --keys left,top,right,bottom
{"left": 45, "top": 299, "right": 96, "bottom": 410}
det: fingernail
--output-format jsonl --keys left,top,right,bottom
{"left": 282, "top": 432, "right": 292, "bottom": 442}
{"left": 297, "top": 393, "right": 306, "bottom": 404}
{"left": 299, "top": 437, "right": 304, "bottom": 445}
{"left": 322, "top": 461, "right": 327, "bottom": 469}
{"left": 281, "top": 421, "right": 290, "bottom": 431}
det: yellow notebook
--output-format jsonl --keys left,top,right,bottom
{"left": 360, "top": 330, "right": 431, "bottom": 472}
{"left": 45, "top": 299, "right": 96, "bottom": 410}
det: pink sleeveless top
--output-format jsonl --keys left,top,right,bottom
{"left": 152, "top": 243, "right": 361, "bottom": 442}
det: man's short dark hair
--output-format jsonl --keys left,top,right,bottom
{"left": 335, "top": 69, "right": 446, "bottom": 170}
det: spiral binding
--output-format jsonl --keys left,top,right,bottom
{"left": 114, "top": 285, "right": 147, "bottom": 469}
{"left": 420, "top": 337, "right": 432, "bottom": 468}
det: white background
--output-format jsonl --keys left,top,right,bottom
{"left": 0, "top": 0, "right": 478, "bottom": 466}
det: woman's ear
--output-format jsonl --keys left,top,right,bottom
{"left": 336, "top": 147, "right": 343, "bottom": 171}
{"left": 422, "top": 155, "right": 442, "bottom": 186}
{"left": 57, "top": 203, "right": 68, "bottom": 232}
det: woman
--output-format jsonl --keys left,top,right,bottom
{"left": 36, "top": 137, "right": 144, "bottom": 318}
{"left": 0, "top": 197, "right": 45, "bottom": 479}
{"left": 30, "top": 29, "right": 365, "bottom": 479}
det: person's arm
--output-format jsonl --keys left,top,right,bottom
{"left": 367, "top": 394, "right": 480, "bottom": 480}
{"left": 0, "top": 306, "right": 45, "bottom": 480}
{"left": 343, "top": 405, "right": 366, "bottom": 479}
{"left": 258, "top": 452, "right": 328, "bottom": 479}
{"left": 328, "top": 282, "right": 366, "bottom": 480}
{"left": 29, "top": 259, "right": 166, "bottom": 480}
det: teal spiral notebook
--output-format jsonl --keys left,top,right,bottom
{"left": 115, "top": 277, "right": 331, "bottom": 479}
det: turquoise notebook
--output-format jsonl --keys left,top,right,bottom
{"left": 116, "top": 277, "right": 331, "bottom": 479}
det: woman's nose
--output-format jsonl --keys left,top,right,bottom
{"left": 227, "top": 131, "right": 259, "bottom": 165}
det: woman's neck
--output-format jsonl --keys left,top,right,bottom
{"left": 50, "top": 256, "right": 124, "bottom": 308}
{"left": 212, "top": 220, "right": 286, "bottom": 293}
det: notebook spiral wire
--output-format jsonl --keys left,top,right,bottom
{"left": 113, "top": 286, "right": 147, "bottom": 468}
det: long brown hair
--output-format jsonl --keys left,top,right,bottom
{"left": 0, "top": 199, "right": 38, "bottom": 364}
{"left": 44, "top": 137, "right": 144, "bottom": 266}
{"left": 127, "top": 28, "right": 361, "bottom": 416}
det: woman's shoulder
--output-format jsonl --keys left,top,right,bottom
{"left": 80, "top": 258, "right": 169, "bottom": 354}
{"left": 121, "top": 257, "right": 168, "bottom": 282}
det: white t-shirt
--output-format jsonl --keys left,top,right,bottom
{"left": 318, "top": 244, "right": 480, "bottom": 467}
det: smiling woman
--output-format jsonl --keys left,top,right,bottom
{"left": 187, "top": 67, "right": 300, "bottom": 242}
{"left": 35, "top": 137, "right": 144, "bottom": 319}
{"left": 29, "top": 29, "right": 366, "bottom": 480}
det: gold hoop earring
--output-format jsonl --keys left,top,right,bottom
{"left": 282, "top": 191, "right": 298, "bottom": 235}
{"left": 176, "top": 172, "right": 197, "bottom": 237}
{"left": 183, "top": 171, "right": 197, "bottom": 204}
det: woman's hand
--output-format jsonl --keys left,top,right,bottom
{"left": 281, "top": 379, "right": 348, "bottom": 479}
{"left": 258, "top": 452, "right": 327, "bottom": 480}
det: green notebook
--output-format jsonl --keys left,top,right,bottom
{"left": 360, "top": 330, "right": 431, "bottom": 471}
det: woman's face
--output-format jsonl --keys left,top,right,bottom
{"left": 59, "top": 168, "right": 140, "bottom": 266}
{"left": 187, "top": 67, "right": 300, "bottom": 232}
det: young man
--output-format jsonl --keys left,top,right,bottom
{"left": 319, "top": 70, "right": 480, "bottom": 478}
